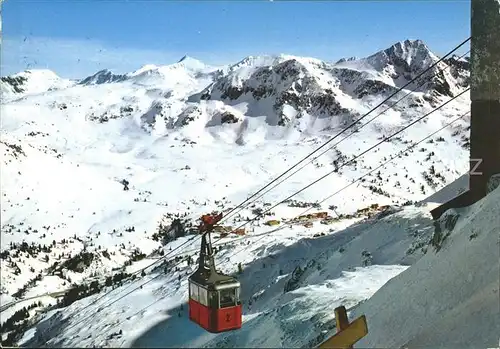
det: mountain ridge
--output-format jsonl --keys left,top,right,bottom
{"left": 1, "top": 38, "right": 467, "bottom": 91}
{"left": 0, "top": 38, "right": 470, "bottom": 146}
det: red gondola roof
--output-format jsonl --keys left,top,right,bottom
{"left": 189, "top": 266, "right": 239, "bottom": 290}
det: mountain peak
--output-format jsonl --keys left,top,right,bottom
{"left": 384, "top": 39, "right": 431, "bottom": 57}
{"left": 79, "top": 69, "right": 127, "bottom": 85}
{"left": 336, "top": 56, "right": 358, "bottom": 64}
{"left": 1, "top": 69, "right": 73, "bottom": 98}
{"left": 385, "top": 39, "right": 434, "bottom": 61}
{"left": 177, "top": 55, "right": 191, "bottom": 63}
{"left": 398, "top": 39, "right": 426, "bottom": 49}
{"left": 230, "top": 54, "right": 293, "bottom": 72}
{"left": 176, "top": 55, "right": 206, "bottom": 70}
{"left": 364, "top": 38, "right": 438, "bottom": 72}
{"left": 14, "top": 69, "right": 61, "bottom": 80}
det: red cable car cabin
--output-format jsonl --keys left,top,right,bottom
{"left": 188, "top": 272, "right": 242, "bottom": 333}
{"left": 188, "top": 217, "right": 242, "bottom": 333}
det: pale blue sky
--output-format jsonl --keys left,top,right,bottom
{"left": 2, "top": 0, "right": 470, "bottom": 78}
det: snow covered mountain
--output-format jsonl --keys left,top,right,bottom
{"left": 0, "top": 70, "right": 76, "bottom": 101}
{"left": 1, "top": 38, "right": 491, "bottom": 348}
{"left": 190, "top": 40, "right": 468, "bottom": 134}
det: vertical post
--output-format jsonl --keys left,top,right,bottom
{"left": 470, "top": 0, "right": 500, "bottom": 201}
{"left": 335, "top": 306, "right": 353, "bottom": 349}
{"left": 319, "top": 306, "right": 368, "bottom": 348}
{"left": 430, "top": 2, "right": 500, "bottom": 220}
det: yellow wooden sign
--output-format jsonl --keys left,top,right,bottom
{"left": 318, "top": 306, "right": 368, "bottom": 349}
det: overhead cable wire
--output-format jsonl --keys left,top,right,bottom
{"left": 45, "top": 39, "right": 470, "bottom": 345}
{"left": 221, "top": 110, "right": 470, "bottom": 263}
{"left": 210, "top": 88, "right": 469, "bottom": 249}
{"left": 221, "top": 49, "right": 471, "bottom": 223}
{"left": 54, "top": 90, "right": 468, "bottom": 347}
{"left": 94, "top": 110, "right": 469, "bottom": 344}
{"left": 216, "top": 37, "right": 470, "bottom": 224}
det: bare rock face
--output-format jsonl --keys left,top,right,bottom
{"left": 486, "top": 173, "right": 500, "bottom": 194}
{"left": 191, "top": 39, "right": 468, "bottom": 130}
{"left": 220, "top": 112, "right": 240, "bottom": 124}
{"left": 359, "top": 39, "right": 468, "bottom": 101}
{"left": 197, "top": 58, "right": 355, "bottom": 127}
{"left": 430, "top": 208, "right": 460, "bottom": 251}
{"left": 79, "top": 70, "right": 127, "bottom": 85}
{"left": 1, "top": 75, "right": 28, "bottom": 93}
{"left": 175, "top": 105, "right": 202, "bottom": 127}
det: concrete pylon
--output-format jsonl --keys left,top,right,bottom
{"left": 431, "top": 0, "right": 500, "bottom": 220}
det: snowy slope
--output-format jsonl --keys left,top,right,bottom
{"left": 19, "top": 204, "right": 435, "bottom": 348}
{"left": 421, "top": 172, "right": 469, "bottom": 205}
{"left": 351, "top": 185, "right": 500, "bottom": 348}
{"left": 16, "top": 179, "right": 499, "bottom": 349}
{"left": 0, "top": 39, "right": 478, "bottom": 347}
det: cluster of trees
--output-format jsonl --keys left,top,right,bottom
{"left": 152, "top": 218, "right": 189, "bottom": 245}
{"left": 2, "top": 241, "right": 54, "bottom": 260}
{"left": 367, "top": 185, "right": 391, "bottom": 198}
{"left": 0, "top": 301, "right": 40, "bottom": 347}
{"left": 57, "top": 281, "right": 101, "bottom": 308}
{"left": 56, "top": 271, "right": 133, "bottom": 309}
{"left": 123, "top": 249, "right": 146, "bottom": 267}
{"left": 12, "top": 274, "right": 43, "bottom": 299}
{"left": 50, "top": 251, "right": 95, "bottom": 274}
{"left": 1, "top": 302, "right": 39, "bottom": 333}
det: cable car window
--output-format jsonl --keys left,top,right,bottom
{"left": 219, "top": 288, "right": 236, "bottom": 308}
{"left": 190, "top": 283, "right": 199, "bottom": 302}
{"left": 235, "top": 287, "right": 240, "bottom": 302}
{"left": 199, "top": 286, "right": 208, "bottom": 306}
{"left": 208, "top": 290, "right": 216, "bottom": 307}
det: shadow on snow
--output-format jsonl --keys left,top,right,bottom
{"left": 130, "top": 208, "right": 432, "bottom": 348}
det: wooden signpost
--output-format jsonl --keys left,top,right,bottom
{"left": 318, "top": 306, "right": 368, "bottom": 349}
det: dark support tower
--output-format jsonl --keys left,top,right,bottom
{"left": 431, "top": 0, "right": 500, "bottom": 220}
